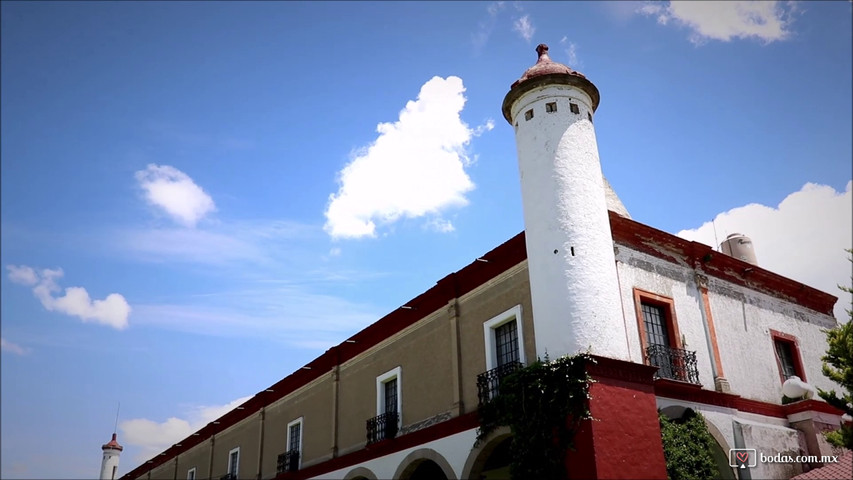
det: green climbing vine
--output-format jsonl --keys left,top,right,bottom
{"left": 658, "top": 410, "right": 719, "bottom": 480}
{"left": 476, "top": 353, "right": 595, "bottom": 480}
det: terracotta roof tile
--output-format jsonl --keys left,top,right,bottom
{"left": 791, "top": 450, "right": 852, "bottom": 479}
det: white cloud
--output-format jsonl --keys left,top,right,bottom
{"left": 6, "top": 265, "right": 131, "bottom": 329}
{"left": 472, "top": 2, "right": 505, "bottom": 50}
{"left": 677, "top": 182, "right": 852, "bottom": 321}
{"left": 513, "top": 14, "right": 536, "bottom": 43}
{"left": 6, "top": 265, "right": 38, "bottom": 286}
{"left": 324, "top": 76, "right": 492, "bottom": 239}
{"left": 120, "top": 396, "right": 252, "bottom": 463}
{"left": 328, "top": 247, "right": 342, "bottom": 257}
{"left": 132, "top": 284, "right": 379, "bottom": 348}
{"left": 560, "top": 36, "right": 580, "bottom": 67}
{"left": 1, "top": 337, "right": 29, "bottom": 355}
{"left": 114, "top": 219, "right": 317, "bottom": 267}
{"left": 425, "top": 218, "right": 455, "bottom": 233}
{"left": 638, "top": 1, "right": 798, "bottom": 45}
{"left": 135, "top": 164, "right": 216, "bottom": 227}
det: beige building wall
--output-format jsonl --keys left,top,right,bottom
{"left": 176, "top": 440, "right": 211, "bottom": 480}
{"left": 457, "top": 262, "right": 535, "bottom": 412}
{"left": 261, "top": 375, "right": 334, "bottom": 474}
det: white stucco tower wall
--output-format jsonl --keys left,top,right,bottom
{"left": 100, "top": 433, "right": 122, "bottom": 480}
{"left": 503, "top": 44, "right": 628, "bottom": 361}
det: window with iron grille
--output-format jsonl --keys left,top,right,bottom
{"left": 642, "top": 303, "right": 671, "bottom": 348}
{"left": 384, "top": 378, "right": 398, "bottom": 414}
{"left": 494, "top": 320, "right": 519, "bottom": 367}
{"left": 288, "top": 422, "right": 301, "bottom": 453}
{"left": 227, "top": 448, "right": 239, "bottom": 477}
{"left": 775, "top": 340, "right": 798, "bottom": 380}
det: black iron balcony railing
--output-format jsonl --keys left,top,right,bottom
{"left": 366, "top": 411, "right": 399, "bottom": 444}
{"left": 276, "top": 449, "right": 300, "bottom": 474}
{"left": 646, "top": 344, "right": 700, "bottom": 385}
{"left": 477, "top": 361, "right": 522, "bottom": 406}
{"left": 220, "top": 474, "right": 235, "bottom": 480}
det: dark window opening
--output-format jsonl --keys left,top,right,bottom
{"left": 289, "top": 422, "right": 301, "bottom": 453}
{"left": 642, "top": 303, "right": 671, "bottom": 348}
{"left": 524, "top": 109, "right": 534, "bottom": 121}
{"left": 495, "top": 320, "right": 520, "bottom": 367}
{"left": 570, "top": 103, "right": 580, "bottom": 114}
{"left": 775, "top": 340, "right": 798, "bottom": 380}
{"left": 588, "top": 112, "right": 593, "bottom": 122}
{"left": 384, "top": 378, "right": 398, "bottom": 414}
{"left": 546, "top": 102, "right": 557, "bottom": 113}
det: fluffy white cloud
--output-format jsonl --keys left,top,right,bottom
{"left": 6, "top": 265, "right": 38, "bottom": 286}
{"left": 513, "top": 14, "right": 536, "bottom": 43}
{"left": 135, "top": 164, "right": 216, "bottom": 227}
{"left": 324, "top": 76, "right": 492, "bottom": 239}
{"left": 6, "top": 265, "right": 131, "bottom": 329}
{"left": 677, "top": 182, "right": 852, "bottom": 321}
{"left": 638, "top": 1, "right": 798, "bottom": 44}
{"left": 1, "top": 337, "right": 29, "bottom": 355}
{"left": 120, "top": 396, "right": 252, "bottom": 462}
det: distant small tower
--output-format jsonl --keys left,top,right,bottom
{"left": 100, "top": 433, "right": 123, "bottom": 480}
{"left": 503, "top": 44, "right": 628, "bottom": 360}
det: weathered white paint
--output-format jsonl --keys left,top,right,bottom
{"left": 100, "top": 447, "right": 121, "bottom": 480}
{"left": 614, "top": 247, "right": 717, "bottom": 387}
{"left": 312, "top": 426, "right": 478, "bottom": 479}
{"left": 509, "top": 83, "right": 627, "bottom": 361}
{"left": 706, "top": 275, "right": 837, "bottom": 404}
{"left": 615, "top": 244, "right": 839, "bottom": 403}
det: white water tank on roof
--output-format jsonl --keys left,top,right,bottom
{"left": 720, "top": 233, "right": 758, "bottom": 266}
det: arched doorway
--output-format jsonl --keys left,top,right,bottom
{"left": 660, "top": 406, "right": 736, "bottom": 480}
{"left": 394, "top": 448, "right": 455, "bottom": 480}
{"left": 461, "top": 427, "right": 512, "bottom": 480}
{"left": 343, "top": 466, "right": 378, "bottom": 480}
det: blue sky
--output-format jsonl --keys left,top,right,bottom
{"left": 1, "top": 2, "right": 850, "bottom": 477}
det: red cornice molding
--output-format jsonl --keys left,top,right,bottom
{"left": 654, "top": 379, "right": 844, "bottom": 419}
{"left": 608, "top": 212, "right": 837, "bottom": 317}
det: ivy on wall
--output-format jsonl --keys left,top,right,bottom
{"left": 659, "top": 410, "right": 719, "bottom": 480}
{"left": 476, "top": 353, "right": 594, "bottom": 480}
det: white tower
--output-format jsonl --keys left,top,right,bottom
{"left": 503, "top": 44, "right": 628, "bottom": 361}
{"left": 100, "top": 433, "right": 123, "bottom": 480}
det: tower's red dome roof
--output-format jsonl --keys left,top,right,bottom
{"left": 502, "top": 43, "right": 600, "bottom": 123}
{"left": 102, "top": 433, "right": 123, "bottom": 451}
{"left": 511, "top": 44, "right": 587, "bottom": 88}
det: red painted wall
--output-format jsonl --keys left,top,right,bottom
{"left": 567, "top": 359, "right": 667, "bottom": 479}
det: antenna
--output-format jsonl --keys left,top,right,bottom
{"left": 712, "top": 218, "right": 720, "bottom": 251}
{"left": 113, "top": 401, "right": 120, "bottom": 434}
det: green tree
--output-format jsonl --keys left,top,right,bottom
{"left": 659, "top": 411, "right": 719, "bottom": 480}
{"left": 817, "top": 249, "right": 853, "bottom": 449}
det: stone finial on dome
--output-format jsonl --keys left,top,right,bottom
{"left": 536, "top": 43, "right": 550, "bottom": 60}
{"left": 502, "top": 41, "right": 600, "bottom": 123}
{"left": 511, "top": 42, "right": 586, "bottom": 89}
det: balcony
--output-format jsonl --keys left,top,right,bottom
{"left": 645, "top": 345, "right": 700, "bottom": 385}
{"left": 366, "top": 411, "right": 399, "bottom": 445}
{"left": 477, "top": 361, "right": 522, "bottom": 406}
{"left": 219, "top": 475, "right": 235, "bottom": 480}
{"left": 276, "top": 449, "right": 300, "bottom": 474}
